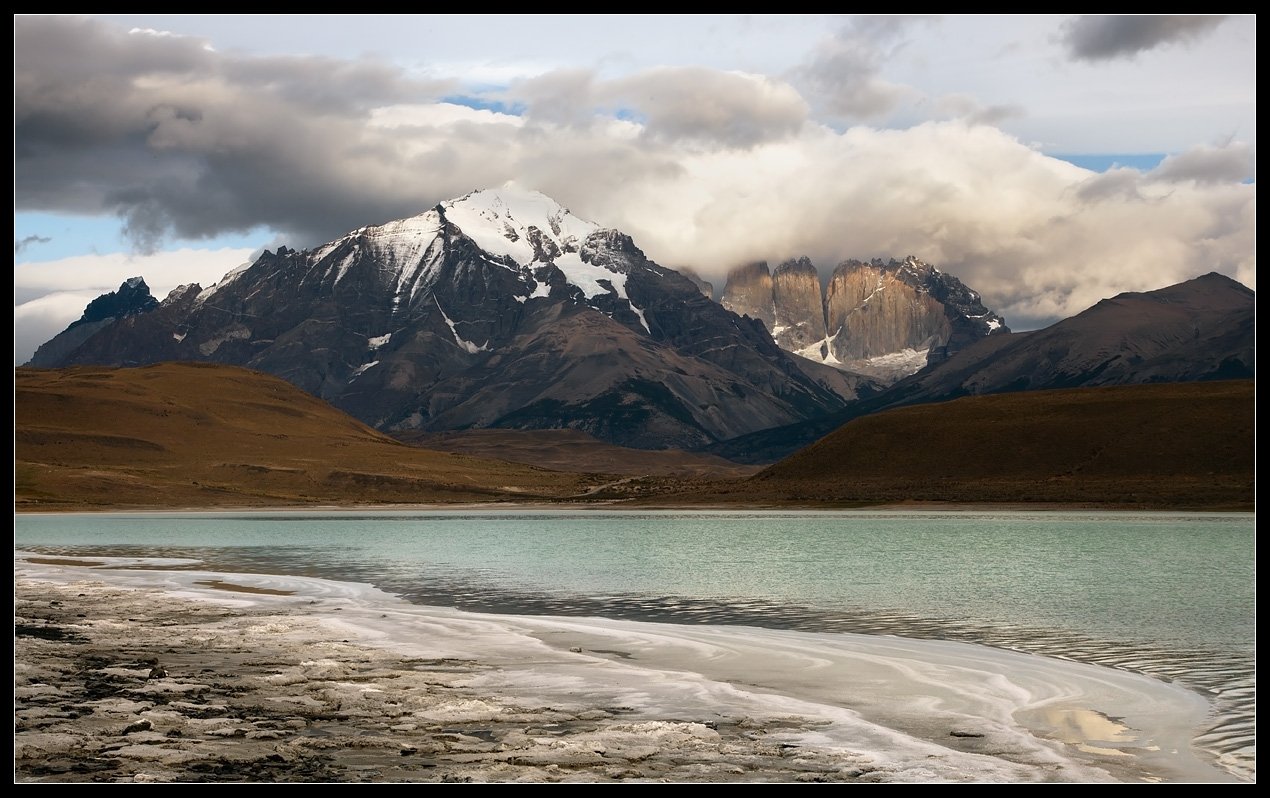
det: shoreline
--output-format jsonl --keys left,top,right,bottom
{"left": 15, "top": 557, "right": 1238, "bottom": 783}
{"left": 13, "top": 500, "right": 1257, "bottom": 515}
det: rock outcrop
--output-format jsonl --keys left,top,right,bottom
{"left": 718, "top": 256, "right": 1007, "bottom": 382}
{"left": 771, "top": 258, "right": 827, "bottom": 353}
{"left": 29, "top": 277, "right": 159, "bottom": 368}
{"left": 720, "top": 262, "right": 776, "bottom": 332}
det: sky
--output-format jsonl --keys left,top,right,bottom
{"left": 13, "top": 14, "right": 1257, "bottom": 364}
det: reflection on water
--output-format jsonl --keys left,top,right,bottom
{"left": 1039, "top": 708, "right": 1138, "bottom": 757}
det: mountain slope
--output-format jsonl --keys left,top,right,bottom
{"left": 874, "top": 271, "right": 1255, "bottom": 404}
{"left": 31, "top": 186, "right": 864, "bottom": 450}
{"left": 16, "top": 363, "right": 597, "bottom": 509}
{"left": 754, "top": 381, "right": 1255, "bottom": 507}
{"left": 710, "top": 272, "right": 1256, "bottom": 463}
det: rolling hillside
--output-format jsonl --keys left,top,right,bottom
{"left": 672, "top": 381, "right": 1255, "bottom": 509}
{"left": 16, "top": 363, "right": 597, "bottom": 509}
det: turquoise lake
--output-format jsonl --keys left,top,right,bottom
{"left": 13, "top": 508, "right": 1256, "bottom": 776}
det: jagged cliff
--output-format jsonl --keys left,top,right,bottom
{"left": 720, "top": 262, "right": 775, "bottom": 332}
{"left": 720, "top": 256, "right": 1007, "bottom": 381}
{"left": 771, "top": 258, "right": 827, "bottom": 352}
{"left": 28, "top": 277, "right": 159, "bottom": 368}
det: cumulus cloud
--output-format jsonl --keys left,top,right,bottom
{"left": 1073, "top": 168, "right": 1146, "bottom": 203}
{"left": 14, "top": 234, "right": 52, "bottom": 254}
{"left": 1060, "top": 15, "right": 1227, "bottom": 62}
{"left": 511, "top": 69, "right": 601, "bottom": 129}
{"left": 559, "top": 121, "right": 1253, "bottom": 334}
{"left": 15, "top": 18, "right": 807, "bottom": 253}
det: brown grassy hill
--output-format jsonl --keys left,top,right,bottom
{"left": 675, "top": 381, "right": 1254, "bottom": 509}
{"left": 15, "top": 363, "right": 598, "bottom": 510}
{"left": 396, "top": 429, "right": 761, "bottom": 479}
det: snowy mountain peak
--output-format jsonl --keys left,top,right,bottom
{"left": 441, "top": 185, "right": 599, "bottom": 267}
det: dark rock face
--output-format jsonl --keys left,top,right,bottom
{"left": 29, "top": 277, "right": 160, "bottom": 368}
{"left": 718, "top": 255, "right": 1007, "bottom": 381}
{"left": 824, "top": 257, "right": 1007, "bottom": 372}
{"left": 677, "top": 268, "right": 714, "bottom": 299}
{"left": 29, "top": 188, "right": 866, "bottom": 450}
{"left": 76, "top": 276, "right": 159, "bottom": 328}
{"left": 771, "top": 258, "right": 827, "bottom": 353}
{"left": 720, "top": 262, "right": 776, "bottom": 332}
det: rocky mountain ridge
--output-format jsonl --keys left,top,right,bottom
{"left": 29, "top": 186, "right": 867, "bottom": 450}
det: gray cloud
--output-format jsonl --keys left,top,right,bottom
{"left": 604, "top": 67, "right": 807, "bottom": 147}
{"left": 1061, "top": 15, "right": 1226, "bottom": 62}
{"left": 1149, "top": 142, "right": 1255, "bottom": 184}
{"left": 572, "top": 123, "right": 1254, "bottom": 334}
{"left": 16, "top": 17, "right": 807, "bottom": 253}
{"left": 511, "top": 69, "right": 598, "bottom": 128}
{"left": 15, "top": 234, "right": 52, "bottom": 254}
{"left": 511, "top": 67, "right": 808, "bottom": 148}
{"left": 1069, "top": 142, "right": 1254, "bottom": 206}
{"left": 934, "top": 94, "right": 1026, "bottom": 126}
{"left": 15, "top": 16, "right": 457, "bottom": 251}
{"left": 794, "top": 16, "right": 930, "bottom": 120}
{"left": 1073, "top": 168, "right": 1146, "bottom": 204}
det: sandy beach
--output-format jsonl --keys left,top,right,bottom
{"left": 14, "top": 554, "right": 1237, "bottom": 784}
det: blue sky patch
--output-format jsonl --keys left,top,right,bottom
{"left": 1049, "top": 153, "right": 1169, "bottom": 173}
{"left": 14, "top": 211, "right": 271, "bottom": 263}
{"left": 441, "top": 95, "right": 525, "bottom": 117}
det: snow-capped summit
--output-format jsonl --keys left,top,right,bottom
{"left": 30, "top": 188, "right": 866, "bottom": 450}
{"left": 441, "top": 184, "right": 599, "bottom": 266}
{"left": 296, "top": 185, "right": 648, "bottom": 324}
{"left": 333, "top": 184, "right": 596, "bottom": 274}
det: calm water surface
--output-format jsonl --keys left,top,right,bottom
{"left": 14, "top": 509, "right": 1256, "bottom": 776}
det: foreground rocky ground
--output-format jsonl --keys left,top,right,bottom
{"left": 15, "top": 577, "right": 887, "bottom": 783}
